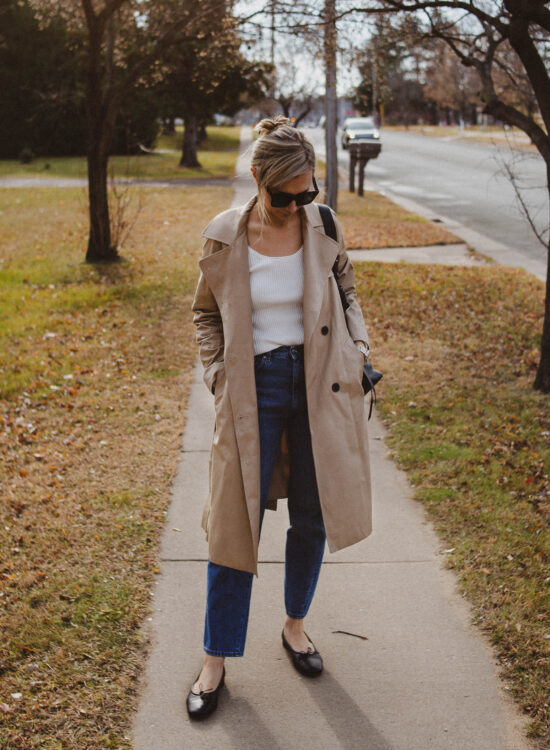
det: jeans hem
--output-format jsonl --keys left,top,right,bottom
{"left": 204, "top": 647, "right": 244, "bottom": 658}
{"left": 285, "top": 611, "right": 309, "bottom": 620}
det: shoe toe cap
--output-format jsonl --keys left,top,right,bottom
{"left": 187, "top": 689, "right": 218, "bottom": 718}
{"left": 295, "top": 651, "right": 323, "bottom": 676}
{"left": 306, "top": 653, "right": 323, "bottom": 672}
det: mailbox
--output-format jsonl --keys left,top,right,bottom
{"left": 348, "top": 142, "right": 382, "bottom": 196}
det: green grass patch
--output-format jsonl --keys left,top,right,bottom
{"left": 0, "top": 126, "right": 241, "bottom": 181}
{"left": 354, "top": 261, "right": 549, "bottom": 747}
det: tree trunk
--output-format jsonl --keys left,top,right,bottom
{"left": 180, "top": 114, "right": 201, "bottom": 167}
{"left": 84, "top": 28, "right": 118, "bottom": 264}
{"left": 324, "top": 0, "right": 338, "bottom": 211}
{"left": 85, "top": 123, "right": 118, "bottom": 263}
{"left": 294, "top": 104, "right": 312, "bottom": 127}
{"left": 162, "top": 117, "right": 176, "bottom": 135}
{"left": 83, "top": 8, "right": 119, "bottom": 265}
{"left": 533, "top": 163, "right": 550, "bottom": 393}
{"left": 278, "top": 97, "right": 291, "bottom": 118}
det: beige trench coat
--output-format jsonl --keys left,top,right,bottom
{"left": 191, "top": 196, "right": 372, "bottom": 576}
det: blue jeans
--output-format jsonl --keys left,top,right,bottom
{"left": 203, "top": 344, "right": 327, "bottom": 657}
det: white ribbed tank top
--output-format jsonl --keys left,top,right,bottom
{"left": 248, "top": 245, "right": 304, "bottom": 356}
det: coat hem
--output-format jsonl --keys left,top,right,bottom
{"left": 326, "top": 526, "right": 373, "bottom": 554}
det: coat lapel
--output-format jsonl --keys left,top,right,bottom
{"left": 199, "top": 199, "right": 262, "bottom": 560}
{"left": 301, "top": 204, "right": 340, "bottom": 346}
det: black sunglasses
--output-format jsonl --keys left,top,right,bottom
{"left": 266, "top": 176, "right": 319, "bottom": 208}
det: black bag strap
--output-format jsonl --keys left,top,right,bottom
{"left": 318, "top": 203, "right": 337, "bottom": 242}
{"left": 319, "top": 204, "right": 349, "bottom": 312}
{"left": 319, "top": 204, "right": 347, "bottom": 307}
{"left": 319, "top": 203, "right": 380, "bottom": 420}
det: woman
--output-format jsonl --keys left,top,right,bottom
{"left": 187, "top": 116, "right": 373, "bottom": 719}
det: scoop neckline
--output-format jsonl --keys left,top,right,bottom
{"left": 248, "top": 245, "right": 303, "bottom": 258}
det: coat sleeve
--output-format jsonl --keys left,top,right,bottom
{"left": 191, "top": 238, "right": 225, "bottom": 394}
{"left": 332, "top": 212, "right": 370, "bottom": 347}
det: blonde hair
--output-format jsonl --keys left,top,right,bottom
{"left": 252, "top": 115, "right": 316, "bottom": 223}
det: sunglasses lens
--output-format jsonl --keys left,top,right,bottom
{"left": 268, "top": 189, "right": 318, "bottom": 207}
{"left": 270, "top": 194, "right": 290, "bottom": 207}
{"left": 296, "top": 191, "right": 317, "bottom": 206}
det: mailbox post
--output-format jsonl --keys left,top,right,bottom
{"left": 348, "top": 142, "right": 382, "bottom": 196}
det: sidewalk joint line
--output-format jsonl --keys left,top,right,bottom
{"left": 159, "top": 558, "right": 436, "bottom": 564}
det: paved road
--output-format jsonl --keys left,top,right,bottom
{"left": 309, "top": 128, "right": 548, "bottom": 269}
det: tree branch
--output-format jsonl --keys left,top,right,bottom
{"left": 81, "top": 0, "right": 96, "bottom": 27}
{"left": 344, "top": 1, "right": 508, "bottom": 35}
{"left": 97, "top": 0, "right": 128, "bottom": 28}
{"left": 506, "top": 15, "right": 550, "bottom": 132}
{"left": 504, "top": 0, "right": 550, "bottom": 34}
{"left": 482, "top": 91, "right": 550, "bottom": 161}
{"left": 496, "top": 148, "right": 549, "bottom": 248}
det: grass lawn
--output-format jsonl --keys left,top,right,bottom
{"left": 0, "top": 185, "right": 232, "bottom": 748}
{"left": 0, "top": 126, "right": 241, "bottom": 182}
{"left": 1, "top": 180, "right": 548, "bottom": 748}
{"left": 337, "top": 189, "right": 461, "bottom": 248}
{"left": 354, "top": 261, "right": 549, "bottom": 748}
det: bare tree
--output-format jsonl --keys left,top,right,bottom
{"left": 343, "top": 0, "right": 550, "bottom": 392}
{"left": 32, "top": 1, "right": 249, "bottom": 264}
{"left": 271, "top": 55, "right": 317, "bottom": 124}
{"left": 423, "top": 38, "right": 480, "bottom": 123}
{"left": 80, "top": 0, "right": 227, "bottom": 263}
{"left": 243, "top": 1, "right": 340, "bottom": 206}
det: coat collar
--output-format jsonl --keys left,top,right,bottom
{"left": 199, "top": 199, "right": 340, "bottom": 344}
{"left": 201, "top": 195, "right": 332, "bottom": 246}
{"left": 199, "top": 198, "right": 340, "bottom": 349}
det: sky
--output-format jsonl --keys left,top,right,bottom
{"left": 235, "top": 0, "right": 373, "bottom": 98}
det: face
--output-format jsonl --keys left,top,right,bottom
{"left": 252, "top": 168, "right": 314, "bottom": 224}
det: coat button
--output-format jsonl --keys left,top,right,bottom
{"left": 332, "top": 382, "right": 340, "bottom": 392}
{"left": 321, "top": 325, "right": 329, "bottom": 335}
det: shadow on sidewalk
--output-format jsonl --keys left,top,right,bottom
{"left": 187, "top": 691, "right": 285, "bottom": 750}
{"left": 185, "top": 673, "right": 394, "bottom": 750}
{"left": 306, "top": 671, "right": 394, "bottom": 750}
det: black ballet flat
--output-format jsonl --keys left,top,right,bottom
{"left": 186, "top": 666, "right": 225, "bottom": 720}
{"left": 282, "top": 630, "right": 323, "bottom": 677}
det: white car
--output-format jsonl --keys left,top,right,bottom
{"left": 341, "top": 117, "right": 380, "bottom": 149}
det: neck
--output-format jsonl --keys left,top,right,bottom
{"left": 253, "top": 203, "right": 301, "bottom": 229}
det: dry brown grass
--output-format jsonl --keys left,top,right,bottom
{"left": 337, "top": 189, "right": 460, "bottom": 249}
{"left": 355, "top": 261, "right": 549, "bottom": 748}
{"left": 0, "top": 185, "right": 232, "bottom": 748}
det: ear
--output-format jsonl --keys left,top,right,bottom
{"left": 250, "top": 166, "right": 258, "bottom": 185}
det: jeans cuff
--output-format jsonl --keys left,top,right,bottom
{"left": 204, "top": 646, "right": 244, "bottom": 658}
{"left": 285, "top": 611, "right": 309, "bottom": 620}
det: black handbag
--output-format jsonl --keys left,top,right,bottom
{"left": 318, "top": 204, "right": 383, "bottom": 420}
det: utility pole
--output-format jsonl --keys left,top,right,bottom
{"left": 371, "top": 39, "right": 378, "bottom": 125}
{"left": 324, "top": 0, "right": 337, "bottom": 211}
{"left": 270, "top": 0, "right": 276, "bottom": 99}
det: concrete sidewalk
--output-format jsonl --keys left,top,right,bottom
{"left": 131, "top": 127, "right": 533, "bottom": 749}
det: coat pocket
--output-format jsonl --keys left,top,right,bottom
{"left": 212, "top": 363, "right": 226, "bottom": 397}
{"left": 343, "top": 336, "right": 365, "bottom": 387}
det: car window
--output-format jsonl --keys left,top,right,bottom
{"left": 347, "top": 119, "right": 375, "bottom": 130}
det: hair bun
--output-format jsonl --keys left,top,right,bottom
{"left": 254, "top": 115, "right": 290, "bottom": 137}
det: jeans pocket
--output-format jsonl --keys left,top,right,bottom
{"left": 254, "top": 352, "right": 272, "bottom": 374}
